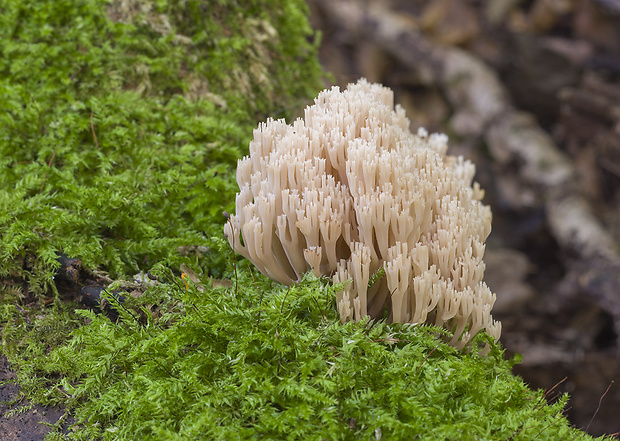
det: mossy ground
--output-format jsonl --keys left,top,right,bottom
{"left": 0, "top": 0, "right": 611, "bottom": 439}
{"left": 1, "top": 266, "right": 608, "bottom": 440}
{"left": 0, "top": 0, "right": 322, "bottom": 288}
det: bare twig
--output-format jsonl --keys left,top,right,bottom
{"left": 39, "top": 144, "right": 59, "bottom": 193}
{"left": 585, "top": 381, "right": 614, "bottom": 433}
{"left": 90, "top": 112, "right": 99, "bottom": 150}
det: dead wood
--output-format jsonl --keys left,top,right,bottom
{"left": 312, "top": 0, "right": 620, "bottom": 343}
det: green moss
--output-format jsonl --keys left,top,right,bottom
{"left": 1, "top": 264, "right": 608, "bottom": 440}
{"left": 0, "top": 1, "right": 610, "bottom": 439}
{"left": 0, "top": 0, "right": 323, "bottom": 290}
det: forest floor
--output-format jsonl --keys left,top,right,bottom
{"left": 1, "top": 354, "right": 71, "bottom": 441}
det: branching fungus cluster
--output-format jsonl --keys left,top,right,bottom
{"left": 224, "top": 79, "right": 501, "bottom": 351}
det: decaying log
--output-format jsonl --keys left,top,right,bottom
{"left": 312, "top": 0, "right": 620, "bottom": 343}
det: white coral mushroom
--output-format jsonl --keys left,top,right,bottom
{"left": 224, "top": 79, "right": 501, "bottom": 352}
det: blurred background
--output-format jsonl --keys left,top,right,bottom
{"left": 307, "top": 0, "right": 620, "bottom": 436}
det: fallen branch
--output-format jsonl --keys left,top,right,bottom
{"left": 312, "top": 0, "right": 620, "bottom": 342}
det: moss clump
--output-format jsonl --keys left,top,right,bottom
{"left": 0, "top": 1, "right": 610, "bottom": 440}
{"left": 1, "top": 262, "right": 609, "bottom": 440}
{"left": 0, "top": 0, "right": 323, "bottom": 291}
